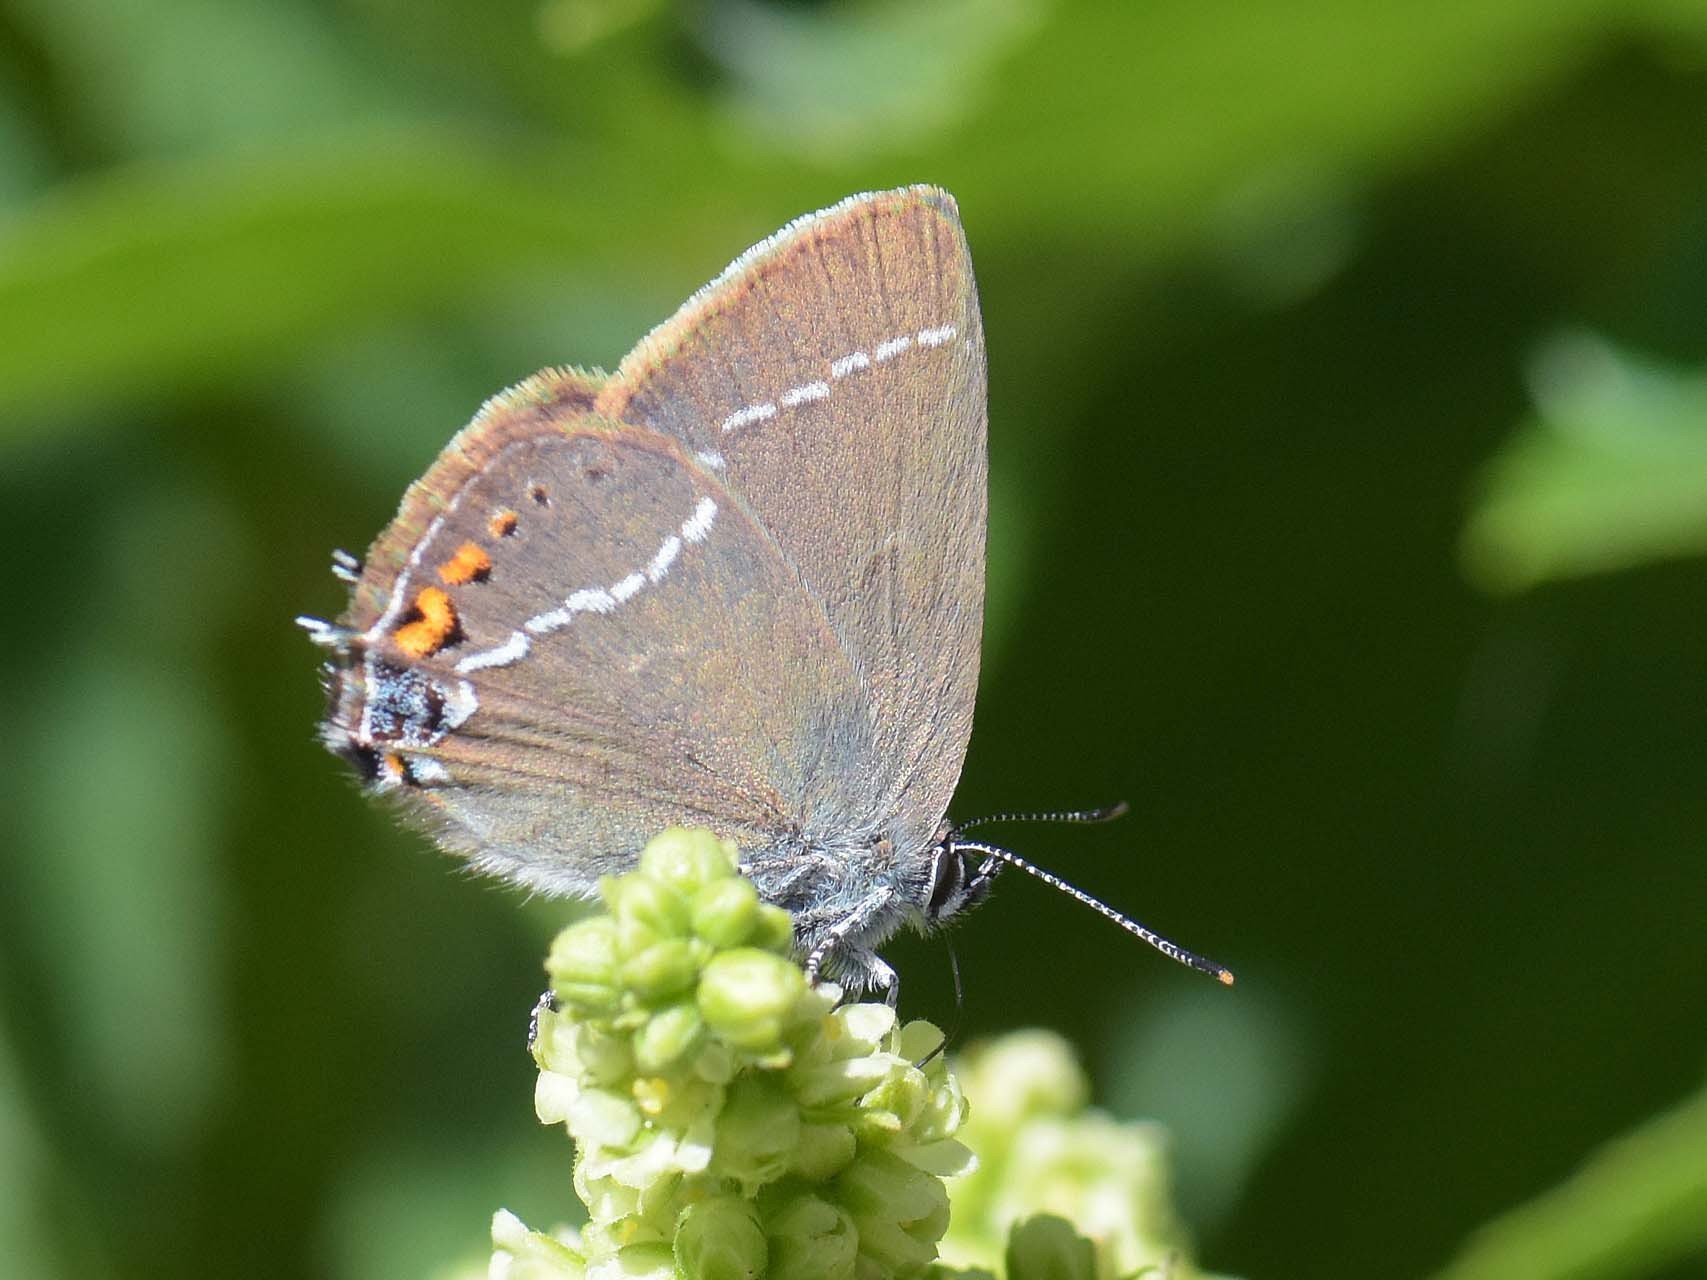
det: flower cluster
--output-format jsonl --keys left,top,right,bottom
{"left": 941, "top": 1032, "right": 1206, "bottom": 1280}
{"left": 492, "top": 828, "right": 972, "bottom": 1280}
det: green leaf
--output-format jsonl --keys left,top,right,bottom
{"left": 1431, "top": 1082, "right": 1707, "bottom": 1280}
{"left": 702, "top": 0, "right": 1042, "bottom": 162}
{"left": 0, "top": 134, "right": 636, "bottom": 432}
{"left": 1462, "top": 332, "right": 1707, "bottom": 592}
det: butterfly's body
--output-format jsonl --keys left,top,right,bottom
{"left": 305, "top": 188, "right": 987, "bottom": 995}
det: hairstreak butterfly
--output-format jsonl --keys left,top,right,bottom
{"left": 300, "top": 186, "right": 1231, "bottom": 997}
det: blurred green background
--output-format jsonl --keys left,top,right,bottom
{"left": 4, "top": 1, "right": 1707, "bottom": 1277}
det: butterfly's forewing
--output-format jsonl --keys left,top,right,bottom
{"left": 597, "top": 186, "right": 987, "bottom": 854}
{"left": 326, "top": 374, "right": 876, "bottom": 894}
{"left": 323, "top": 187, "right": 985, "bottom": 895}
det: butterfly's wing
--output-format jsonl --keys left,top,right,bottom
{"left": 316, "top": 187, "right": 986, "bottom": 901}
{"left": 319, "top": 371, "right": 878, "bottom": 894}
{"left": 596, "top": 186, "right": 987, "bottom": 857}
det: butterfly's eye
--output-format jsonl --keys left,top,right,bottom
{"left": 924, "top": 845, "right": 966, "bottom": 922}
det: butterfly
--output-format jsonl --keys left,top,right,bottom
{"left": 300, "top": 187, "right": 1230, "bottom": 998}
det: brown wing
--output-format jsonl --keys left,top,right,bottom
{"left": 596, "top": 186, "right": 987, "bottom": 854}
{"left": 323, "top": 370, "right": 876, "bottom": 894}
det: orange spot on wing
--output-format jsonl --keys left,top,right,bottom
{"left": 489, "top": 510, "right": 519, "bottom": 538}
{"left": 437, "top": 542, "right": 492, "bottom": 585}
{"left": 394, "top": 585, "right": 461, "bottom": 658}
{"left": 382, "top": 753, "right": 407, "bottom": 781}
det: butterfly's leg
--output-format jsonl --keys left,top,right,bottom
{"left": 863, "top": 954, "right": 899, "bottom": 1007}
{"left": 810, "top": 947, "right": 900, "bottom": 1008}
{"left": 742, "top": 854, "right": 840, "bottom": 906}
{"left": 802, "top": 887, "right": 897, "bottom": 991}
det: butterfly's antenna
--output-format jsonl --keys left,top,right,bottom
{"left": 950, "top": 837, "right": 1235, "bottom": 986}
{"left": 953, "top": 801, "right": 1130, "bottom": 833}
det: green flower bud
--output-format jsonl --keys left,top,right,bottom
{"left": 1004, "top": 1215, "right": 1098, "bottom": 1280}
{"left": 892, "top": 1020, "right": 946, "bottom": 1065}
{"left": 565, "top": 1023, "right": 633, "bottom": 1087}
{"left": 638, "top": 827, "right": 738, "bottom": 894}
{"left": 615, "top": 919, "right": 663, "bottom": 964}
{"left": 574, "top": 1164, "right": 638, "bottom": 1224}
{"left": 674, "top": 1196, "right": 766, "bottom": 1280}
{"left": 610, "top": 1241, "right": 676, "bottom": 1280}
{"left": 622, "top": 939, "right": 701, "bottom": 1002}
{"left": 691, "top": 876, "right": 761, "bottom": 947}
{"left": 824, "top": 1003, "right": 897, "bottom": 1058}
{"left": 692, "top": 1038, "right": 736, "bottom": 1085}
{"left": 940, "top": 1032, "right": 1206, "bottom": 1280}
{"left": 698, "top": 948, "right": 806, "bottom": 1052}
{"left": 919, "top": 1073, "right": 969, "bottom": 1144}
{"left": 849, "top": 1215, "right": 940, "bottom": 1278}
{"left": 712, "top": 1076, "right": 801, "bottom": 1188}
{"left": 835, "top": 1147, "right": 950, "bottom": 1235}
{"left": 535, "top": 1068, "right": 576, "bottom": 1126}
{"left": 751, "top": 903, "right": 795, "bottom": 953}
{"left": 490, "top": 1209, "right": 586, "bottom": 1280}
{"left": 632, "top": 1001, "right": 706, "bottom": 1075}
{"left": 961, "top": 1030, "right": 1087, "bottom": 1131}
{"left": 889, "top": 1137, "right": 975, "bottom": 1178}
{"left": 858, "top": 1063, "right": 929, "bottom": 1132}
{"left": 791, "top": 1053, "right": 897, "bottom": 1109}
{"left": 530, "top": 1004, "right": 570, "bottom": 1073}
{"left": 790, "top": 1121, "right": 858, "bottom": 1182}
{"left": 606, "top": 872, "right": 691, "bottom": 941}
{"left": 566, "top": 1087, "right": 642, "bottom": 1148}
{"left": 547, "top": 918, "right": 621, "bottom": 1010}
{"left": 766, "top": 1194, "right": 859, "bottom": 1280}
{"left": 909, "top": 1185, "right": 952, "bottom": 1248}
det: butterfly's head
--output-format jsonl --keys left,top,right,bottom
{"left": 922, "top": 825, "right": 997, "bottom": 927}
